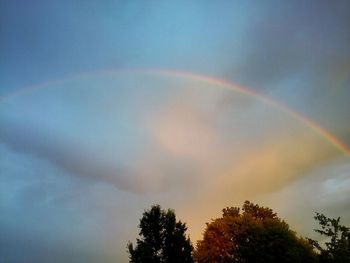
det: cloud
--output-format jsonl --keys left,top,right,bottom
{"left": 1, "top": 72, "right": 342, "bottom": 198}
{"left": 142, "top": 86, "right": 345, "bottom": 241}
{"left": 0, "top": 143, "right": 141, "bottom": 262}
{"left": 0, "top": 63, "right": 348, "bottom": 262}
{"left": 1, "top": 1, "right": 349, "bottom": 262}
{"left": 259, "top": 157, "right": 350, "bottom": 238}
{"left": 229, "top": 1, "right": 350, "bottom": 89}
{"left": 220, "top": 1, "right": 350, "bottom": 147}
{"left": 0, "top": 75, "right": 189, "bottom": 194}
{"left": 0, "top": 118, "right": 146, "bottom": 192}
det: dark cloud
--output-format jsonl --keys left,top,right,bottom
{"left": 219, "top": 1, "right": 350, "bottom": 149}
{"left": 0, "top": 224, "right": 116, "bottom": 263}
{"left": 228, "top": 1, "right": 350, "bottom": 89}
{"left": 0, "top": 118, "right": 147, "bottom": 193}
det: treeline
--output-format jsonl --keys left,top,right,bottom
{"left": 127, "top": 201, "right": 350, "bottom": 263}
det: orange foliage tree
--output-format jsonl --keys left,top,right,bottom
{"left": 194, "top": 201, "right": 316, "bottom": 263}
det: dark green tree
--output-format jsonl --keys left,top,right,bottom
{"left": 195, "top": 201, "right": 316, "bottom": 263}
{"left": 127, "top": 205, "right": 193, "bottom": 263}
{"left": 308, "top": 212, "right": 350, "bottom": 263}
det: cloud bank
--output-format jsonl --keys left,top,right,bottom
{"left": 1, "top": 73, "right": 347, "bottom": 262}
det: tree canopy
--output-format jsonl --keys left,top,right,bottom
{"left": 194, "top": 201, "right": 316, "bottom": 263}
{"left": 308, "top": 212, "right": 350, "bottom": 263}
{"left": 127, "top": 204, "right": 193, "bottom": 263}
{"left": 127, "top": 202, "right": 350, "bottom": 262}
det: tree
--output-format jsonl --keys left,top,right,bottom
{"left": 194, "top": 201, "right": 316, "bottom": 263}
{"left": 127, "top": 204, "right": 193, "bottom": 263}
{"left": 308, "top": 212, "right": 350, "bottom": 263}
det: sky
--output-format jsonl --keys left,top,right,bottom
{"left": 1, "top": 1, "right": 350, "bottom": 262}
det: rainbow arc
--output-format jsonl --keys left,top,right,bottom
{"left": 1, "top": 68, "right": 349, "bottom": 157}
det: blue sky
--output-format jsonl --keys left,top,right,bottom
{"left": 1, "top": 1, "right": 350, "bottom": 262}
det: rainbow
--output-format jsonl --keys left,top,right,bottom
{"left": 1, "top": 68, "right": 349, "bottom": 157}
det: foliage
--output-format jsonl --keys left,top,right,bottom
{"left": 194, "top": 201, "right": 316, "bottom": 263}
{"left": 127, "top": 204, "right": 193, "bottom": 263}
{"left": 308, "top": 212, "right": 350, "bottom": 263}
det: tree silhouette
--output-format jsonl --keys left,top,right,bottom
{"left": 194, "top": 201, "right": 316, "bottom": 263}
{"left": 308, "top": 212, "right": 350, "bottom": 263}
{"left": 127, "top": 204, "right": 193, "bottom": 263}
